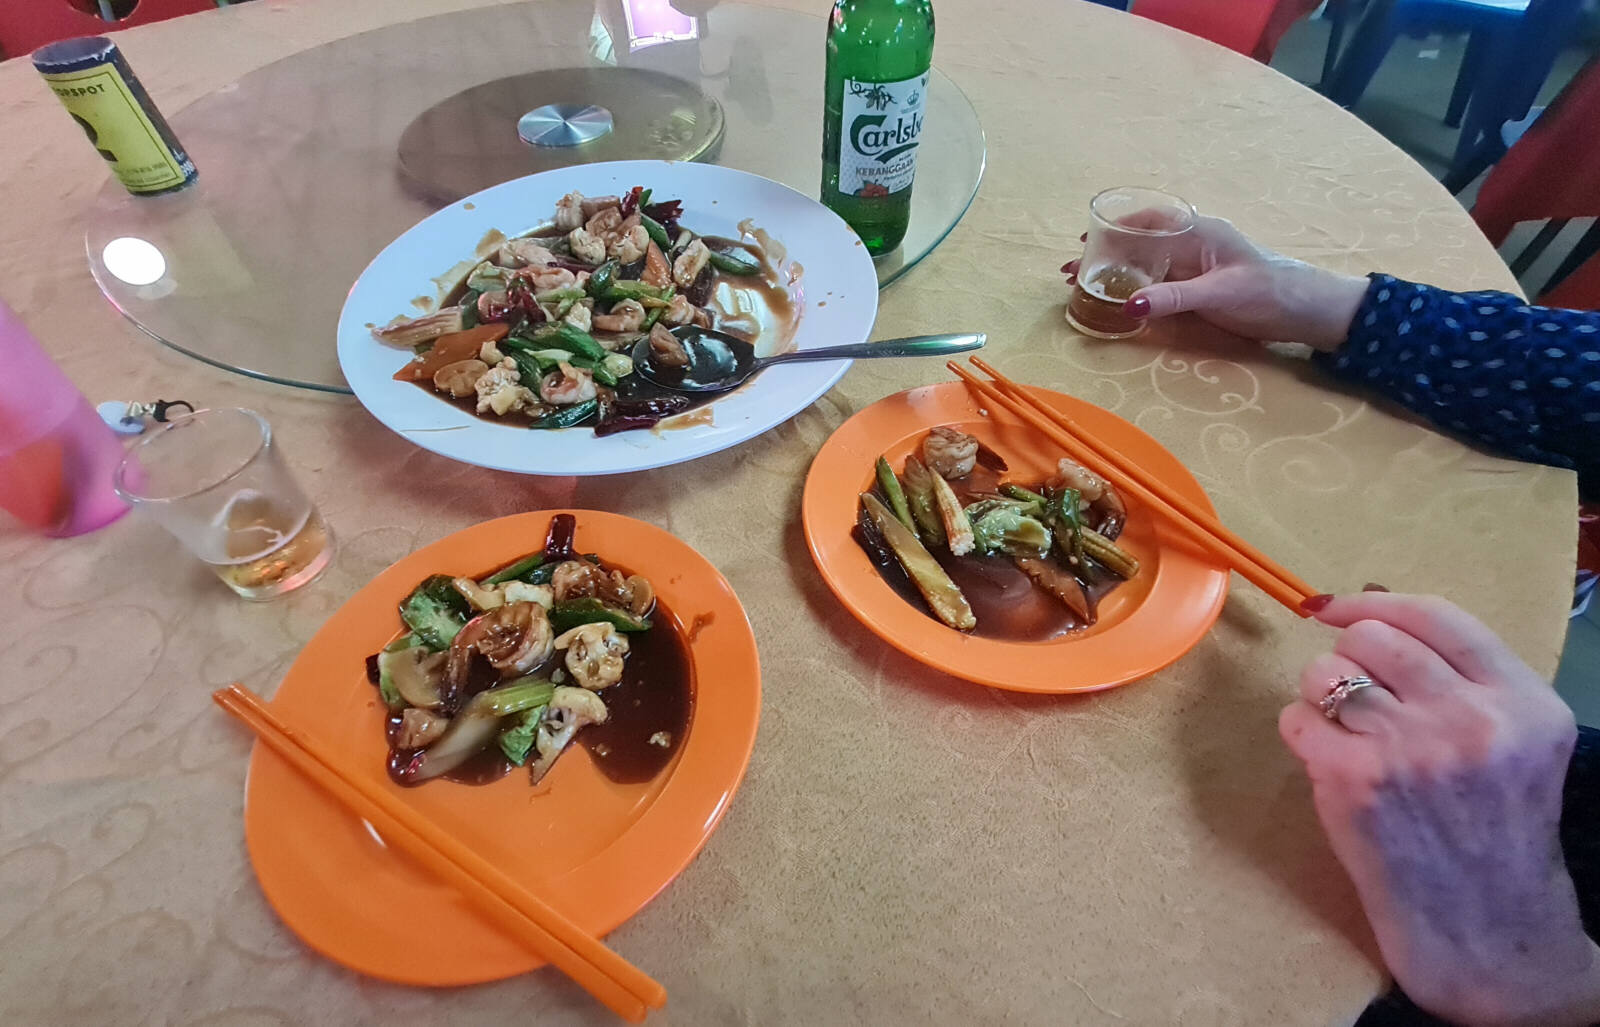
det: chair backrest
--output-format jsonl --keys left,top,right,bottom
{"left": 1472, "top": 54, "right": 1600, "bottom": 245}
{"left": 0, "top": 0, "right": 215, "bottom": 61}
{"left": 1540, "top": 248, "right": 1600, "bottom": 311}
{"left": 1131, "top": 0, "right": 1317, "bottom": 61}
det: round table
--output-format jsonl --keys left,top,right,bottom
{"left": 0, "top": 1, "right": 1577, "bottom": 1024}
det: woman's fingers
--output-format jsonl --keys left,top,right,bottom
{"left": 1127, "top": 272, "right": 1232, "bottom": 319}
{"left": 1279, "top": 700, "right": 1378, "bottom": 769}
{"left": 1334, "top": 618, "right": 1465, "bottom": 701}
{"left": 1308, "top": 593, "right": 1524, "bottom": 686}
{"left": 1298, "top": 652, "right": 1403, "bottom": 735}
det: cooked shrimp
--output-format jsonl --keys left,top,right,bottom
{"left": 502, "top": 582, "right": 553, "bottom": 609}
{"left": 433, "top": 359, "right": 489, "bottom": 398}
{"left": 609, "top": 224, "right": 649, "bottom": 264}
{"left": 539, "top": 363, "right": 596, "bottom": 406}
{"left": 673, "top": 239, "right": 710, "bottom": 288}
{"left": 1053, "top": 458, "right": 1127, "bottom": 538}
{"left": 591, "top": 297, "right": 646, "bottom": 333}
{"left": 660, "top": 294, "right": 696, "bottom": 326}
{"left": 579, "top": 195, "right": 621, "bottom": 219}
{"left": 608, "top": 571, "right": 654, "bottom": 617}
{"left": 554, "top": 622, "right": 630, "bottom": 690}
{"left": 585, "top": 207, "right": 623, "bottom": 236}
{"left": 451, "top": 577, "right": 553, "bottom": 612}
{"left": 567, "top": 227, "right": 606, "bottom": 265}
{"left": 477, "top": 290, "right": 508, "bottom": 323}
{"left": 452, "top": 576, "right": 505, "bottom": 611}
{"left": 554, "top": 191, "right": 585, "bottom": 231}
{"left": 516, "top": 265, "right": 579, "bottom": 292}
{"left": 499, "top": 237, "right": 557, "bottom": 268}
{"left": 922, "top": 426, "right": 979, "bottom": 479}
{"left": 551, "top": 560, "right": 604, "bottom": 602}
{"left": 447, "top": 601, "right": 554, "bottom": 687}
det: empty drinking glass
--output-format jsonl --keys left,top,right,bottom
{"left": 113, "top": 408, "right": 333, "bottom": 599}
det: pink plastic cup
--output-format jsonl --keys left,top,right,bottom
{"left": 0, "top": 301, "right": 129, "bottom": 536}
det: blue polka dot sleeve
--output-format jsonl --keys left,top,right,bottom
{"left": 1315, "top": 273, "right": 1600, "bottom": 490}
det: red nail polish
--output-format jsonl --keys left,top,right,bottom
{"left": 1300, "top": 594, "right": 1335, "bottom": 614}
{"left": 1060, "top": 262, "right": 1073, "bottom": 274}
{"left": 1124, "top": 296, "right": 1151, "bottom": 318}
{"left": 1079, "top": 232, "right": 1087, "bottom": 242}
{"left": 1362, "top": 582, "right": 1390, "bottom": 593}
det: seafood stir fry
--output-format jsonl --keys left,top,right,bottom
{"left": 367, "top": 514, "right": 678, "bottom": 787}
{"left": 375, "top": 186, "right": 769, "bottom": 435}
{"left": 856, "top": 427, "right": 1140, "bottom": 635}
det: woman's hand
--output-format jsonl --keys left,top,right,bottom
{"left": 1283, "top": 592, "right": 1600, "bottom": 1026}
{"left": 1062, "top": 215, "right": 1369, "bottom": 351}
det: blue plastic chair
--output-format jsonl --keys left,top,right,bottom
{"left": 1322, "top": 0, "right": 1583, "bottom": 184}
{"left": 1323, "top": 1, "right": 1526, "bottom": 109}
{"left": 1442, "top": 0, "right": 1588, "bottom": 188}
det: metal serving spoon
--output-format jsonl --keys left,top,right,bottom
{"left": 630, "top": 325, "right": 987, "bottom": 393}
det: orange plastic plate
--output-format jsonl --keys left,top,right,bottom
{"left": 243, "top": 510, "right": 760, "bottom": 985}
{"left": 802, "top": 383, "right": 1229, "bottom": 693}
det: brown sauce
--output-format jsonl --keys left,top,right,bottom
{"left": 576, "top": 598, "right": 694, "bottom": 784}
{"left": 378, "top": 568, "right": 694, "bottom": 788}
{"left": 870, "top": 465, "right": 1125, "bottom": 642}
{"left": 702, "top": 236, "right": 801, "bottom": 356}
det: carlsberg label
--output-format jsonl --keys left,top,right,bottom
{"left": 838, "top": 73, "right": 927, "bottom": 197}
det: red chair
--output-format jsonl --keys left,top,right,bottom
{"left": 0, "top": 0, "right": 216, "bottom": 60}
{"left": 1131, "top": 0, "right": 1321, "bottom": 61}
{"left": 1470, "top": 55, "right": 1600, "bottom": 309}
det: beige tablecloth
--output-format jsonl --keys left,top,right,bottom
{"left": 0, "top": 1, "right": 1577, "bottom": 1023}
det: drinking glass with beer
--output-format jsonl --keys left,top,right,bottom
{"left": 1065, "top": 187, "right": 1196, "bottom": 339}
{"left": 113, "top": 408, "right": 333, "bottom": 600}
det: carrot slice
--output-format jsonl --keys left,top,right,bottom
{"left": 392, "top": 323, "right": 510, "bottom": 382}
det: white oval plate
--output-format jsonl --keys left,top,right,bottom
{"left": 337, "top": 161, "right": 879, "bottom": 476}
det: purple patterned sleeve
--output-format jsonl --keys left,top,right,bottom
{"left": 1314, "top": 274, "right": 1600, "bottom": 490}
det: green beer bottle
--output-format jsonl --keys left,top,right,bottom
{"left": 821, "top": 0, "right": 935, "bottom": 255}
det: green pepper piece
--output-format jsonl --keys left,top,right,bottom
{"left": 601, "top": 280, "right": 672, "bottom": 303}
{"left": 506, "top": 351, "right": 543, "bottom": 389}
{"left": 640, "top": 213, "right": 672, "bottom": 249}
{"left": 458, "top": 288, "right": 481, "bottom": 329}
{"left": 585, "top": 259, "right": 618, "bottom": 297}
{"left": 530, "top": 322, "right": 607, "bottom": 362}
{"left": 592, "top": 361, "right": 619, "bottom": 387}
{"left": 531, "top": 399, "right": 598, "bottom": 430}
{"left": 1000, "top": 483, "right": 1049, "bottom": 518}
{"left": 1053, "top": 487, "right": 1085, "bottom": 566}
{"left": 549, "top": 597, "right": 652, "bottom": 633}
{"left": 876, "top": 456, "right": 918, "bottom": 535}
{"left": 641, "top": 306, "right": 664, "bottom": 331}
{"left": 482, "top": 551, "right": 544, "bottom": 585}
{"left": 708, "top": 250, "right": 761, "bottom": 276}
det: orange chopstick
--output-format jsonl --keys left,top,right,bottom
{"left": 214, "top": 684, "right": 665, "bottom": 1021}
{"left": 949, "top": 360, "right": 1316, "bottom": 614}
